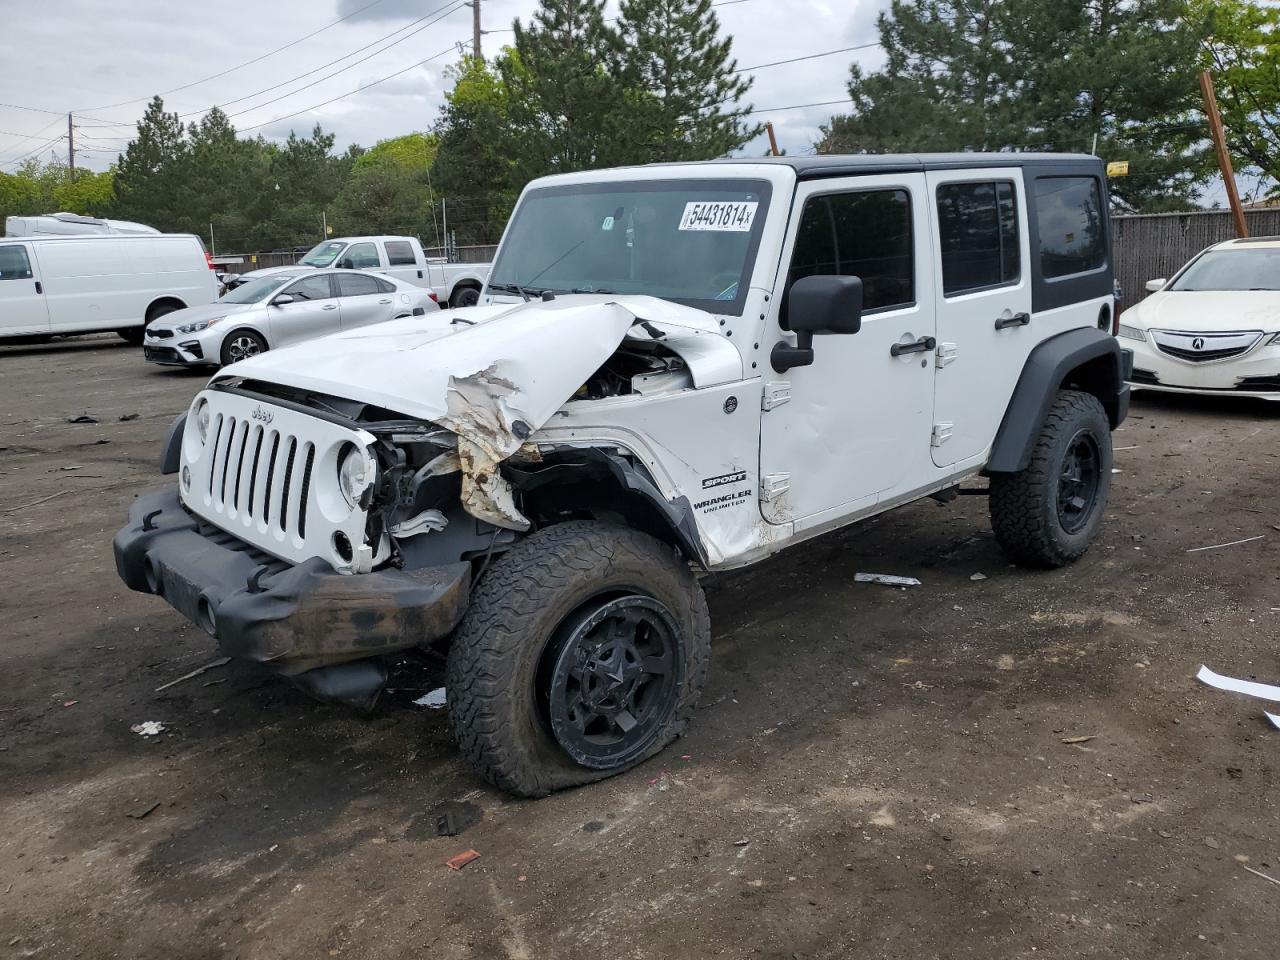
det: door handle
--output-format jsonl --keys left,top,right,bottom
{"left": 322, "top": 303, "right": 338, "bottom": 310}
{"left": 34, "top": 280, "right": 42, "bottom": 294}
{"left": 377, "top": 298, "right": 392, "bottom": 304}
{"left": 994, "top": 312, "right": 1031, "bottom": 330}
{"left": 890, "top": 336, "right": 937, "bottom": 357}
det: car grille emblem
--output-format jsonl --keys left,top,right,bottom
{"left": 251, "top": 405, "right": 274, "bottom": 425}
{"left": 1192, "top": 337, "right": 1205, "bottom": 350}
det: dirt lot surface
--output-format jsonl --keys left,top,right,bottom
{"left": 3, "top": 335, "right": 1280, "bottom": 959}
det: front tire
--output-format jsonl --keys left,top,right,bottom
{"left": 450, "top": 285, "right": 481, "bottom": 309}
{"left": 219, "top": 329, "right": 267, "bottom": 366}
{"left": 989, "top": 389, "right": 1113, "bottom": 568}
{"left": 446, "top": 522, "right": 710, "bottom": 797}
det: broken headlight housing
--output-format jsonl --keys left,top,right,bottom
{"left": 338, "top": 443, "right": 376, "bottom": 508}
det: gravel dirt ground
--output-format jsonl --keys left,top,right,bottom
{"left": 2, "top": 335, "right": 1280, "bottom": 960}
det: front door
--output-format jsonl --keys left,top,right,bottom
{"left": 926, "top": 169, "right": 1033, "bottom": 467}
{"left": 267, "top": 273, "right": 343, "bottom": 347}
{"left": 0, "top": 243, "right": 50, "bottom": 336}
{"left": 759, "top": 174, "right": 938, "bottom": 531}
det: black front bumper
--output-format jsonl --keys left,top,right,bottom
{"left": 113, "top": 489, "right": 471, "bottom": 676}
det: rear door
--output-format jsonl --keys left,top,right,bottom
{"left": 266, "top": 273, "right": 342, "bottom": 346}
{"left": 335, "top": 273, "right": 398, "bottom": 329}
{"left": 382, "top": 240, "right": 424, "bottom": 286}
{"left": 926, "top": 169, "right": 1032, "bottom": 467}
{"left": 0, "top": 242, "right": 50, "bottom": 336}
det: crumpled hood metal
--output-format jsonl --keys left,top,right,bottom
{"left": 217, "top": 295, "right": 735, "bottom": 530}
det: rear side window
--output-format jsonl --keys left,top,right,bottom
{"left": 0, "top": 245, "right": 33, "bottom": 280}
{"left": 336, "top": 273, "right": 383, "bottom": 297}
{"left": 385, "top": 241, "right": 415, "bottom": 266}
{"left": 1034, "top": 177, "right": 1106, "bottom": 278}
{"left": 344, "top": 242, "right": 380, "bottom": 269}
{"left": 937, "top": 181, "right": 1020, "bottom": 295}
{"left": 787, "top": 189, "right": 914, "bottom": 313}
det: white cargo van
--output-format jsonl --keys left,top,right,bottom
{"left": 0, "top": 234, "right": 219, "bottom": 343}
{"left": 4, "top": 213, "right": 160, "bottom": 237}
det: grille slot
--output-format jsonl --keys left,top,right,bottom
{"left": 262, "top": 433, "right": 281, "bottom": 527}
{"left": 278, "top": 437, "right": 298, "bottom": 532}
{"left": 297, "top": 444, "right": 316, "bottom": 538}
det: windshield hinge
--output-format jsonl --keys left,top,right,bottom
{"left": 761, "top": 381, "right": 791, "bottom": 411}
{"left": 935, "top": 342, "right": 958, "bottom": 368}
{"left": 760, "top": 472, "right": 791, "bottom": 503}
{"left": 931, "top": 422, "right": 954, "bottom": 447}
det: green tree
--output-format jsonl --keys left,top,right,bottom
{"left": 113, "top": 96, "right": 190, "bottom": 227}
{"left": 613, "top": 0, "right": 760, "bottom": 161}
{"left": 53, "top": 169, "right": 116, "bottom": 217}
{"left": 820, "top": 0, "right": 1211, "bottom": 211}
{"left": 334, "top": 150, "right": 432, "bottom": 237}
{"left": 0, "top": 170, "right": 39, "bottom": 227}
{"left": 1197, "top": 0, "right": 1280, "bottom": 191}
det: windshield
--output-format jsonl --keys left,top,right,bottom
{"left": 1170, "top": 248, "right": 1280, "bottom": 291}
{"left": 219, "top": 275, "right": 293, "bottom": 304}
{"left": 488, "top": 178, "right": 772, "bottom": 315}
{"left": 299, "top": 241, "right": 346, "bottom": 267}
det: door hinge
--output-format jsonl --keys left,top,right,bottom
{"left": 761, "top": 381, "right": 791, "bottom": 411}
{"left": 935, "top": 342, "right": 958, "bottom": 368}
{"left": 931, "top": 422, "right": 954, "bottom": 447}
{"left": 760, "top": 472, "right": 791, "bottom": 503}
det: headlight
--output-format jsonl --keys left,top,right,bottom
{"left": 1117, "top": 323, "right": 1146, "bottom": 342}
{"left": 338, "top": 444, "right": 376, "bottom": 508}
{"left": 176, "top": 316, "right": 224, "bottom": 335}
{"left": 194, "top": 399, "right": 211, "bottom": 444}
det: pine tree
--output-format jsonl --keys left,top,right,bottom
{"left": 613, "top": 0, "right": 761, "bottom": 161}
{"left": 113, "top": 96, "right": 189, "bottom": 227}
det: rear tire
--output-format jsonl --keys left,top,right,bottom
{"left": 989, "top": 389, "right": 1112, "bottom": 568}
{"left": 450, "top": 285, "right": 481, "bottom": 309}
{"left": 446, "top": 521, "right": 709, "bottom": 797}
{"left": 117, "top": 327, "right": 145, "bottom": 345}
{"left": 219, "top": 329, "right": 267, "bottom": 366}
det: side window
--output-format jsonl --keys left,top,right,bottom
{"left": 374, "top": 276, "right": 396, "bottom": 293}
{"left": 284, "top": 274, "right": 334, "bottom": 301}
{"left": 344, "top": 242, "right": 380, "bottom": 269}
{"left": 0, "top": 245, "right": 33, "bottom": 281}
{"left": 336, "top": 273, "right": 383, "bottom": 297}
{"left": 384, "top": 241, "right": 415, "bottom": 266}
{"left": 1034, "top": 176, "right": 1106, "bottom": 278}
{"left": 787, "top": 189, "right": 914, "bottom": 315}
{"left": 937, "top": 181, "right": 1020, "bottom": 295}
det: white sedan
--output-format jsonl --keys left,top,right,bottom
{"left": 1120, "top": 237, "right": 1280, "bottom": 400}
{"left": 143, "top": 269, "right": 439, "bottom": 368}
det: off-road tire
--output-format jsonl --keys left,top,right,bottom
{"left": 446, "top": 521, "right": 710, "bottom": 797}
{"left": 989, "top": 389, "right": 1112, "bottom": 568}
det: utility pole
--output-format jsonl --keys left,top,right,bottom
{"left": 209, "top": 222, "right": 216, "bottom": 257}
{"left": 1199, "top": 70, "right": 1249, "bottom": 239}
{"left": 765, "top": 122, "right": 780, "bottom": 157}
{"left": 442, "top": 198, "right": 449, "bottom": 261}
{"left": 67, "top": 113, "right": 74, "bottom": 173}
{"left": 472, "top": 0, "right": 482, "bottom": 60}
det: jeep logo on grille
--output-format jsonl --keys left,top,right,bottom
{"left": 251, "top": 405, "right": 274, "bottom": 425}
{"left": 1191, "top": 337, "right": 1206, "bottom": 350}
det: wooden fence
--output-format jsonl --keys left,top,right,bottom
{"left": 1113, "top": 208, "right": 1280, "bottom": 306}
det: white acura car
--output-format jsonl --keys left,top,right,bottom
{"left": 1121, "top": 237, "right": 1280, "bottom": 399}
{"left": 143, "top": 269, "right": 439, "bottom": 368}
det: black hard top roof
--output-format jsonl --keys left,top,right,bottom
{"left": 712, "top": 153, "right": 1099, "bottom": 179}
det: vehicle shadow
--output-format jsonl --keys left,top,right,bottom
{"left": 0, "top": 334, "right": 135, "bottom": 359}
{"left": 1131, "top": 389, "right": 1280, "bottom": 418}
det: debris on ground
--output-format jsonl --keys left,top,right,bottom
{"left": 1061, "top": 735, "right": 1096, "bottom": 745}
{"left": 117, "top": 413, "right": 140, "bottom": 422}
{"left": 855, "top": 573, "right": 922, "bottom": 587}
{"left": 154, "top": 657, "right": 231, "bottom": 692}
{"left": 446, "top": 849, "right": 481, "bottom": 871}
{"left": 1196, "top": 665, "right": 1280, "bottom": 703}
{"left": 969, "top": 573, "right": 988, "bottom": 581}
{"left": 65, "top": 414, "right": 98, "bottom": 424}
{"left": 127, "top": 801, "right": 161, "bottom": 820}
{"left": 1242, "top": 865, "right": 1280, "bottom": 889}
{"left": 1, "top": 489, "right": 71, "bottom": 515}
{"left": 130, "top": 721, "right": 166, "bottom": 737}
{"left": 414, "top": 688, "right": 447, "bottom": 709}
{"left": 62, "top": 700, "right": 78, "bottom": 708}
{"left": 1186, "top": 535, "right": 1265, "bottom": 554}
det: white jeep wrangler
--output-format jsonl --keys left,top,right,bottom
{"left": 115, "top": 154, "right": 1132, "bottom": 797}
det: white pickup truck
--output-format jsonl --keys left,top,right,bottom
{"left": 227, "top": 235, "right": 490, "bottom": 308}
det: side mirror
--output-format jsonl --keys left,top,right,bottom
{"left": 337, "top": 259, "right": 353, "bottom": 270}
{"left": 772, "top": 275, "right": 864, "bottom": 373}
{"left": 1145, "top": 278, "right": 1167, "bottom": 293}
{"left": 271, "top": 293, "right": 295, "bottom": 306}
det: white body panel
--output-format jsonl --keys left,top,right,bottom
{"left": 0, "top": 234, "right": 217, "bottom": 339}
{"left": 4, "top": 213, "right": 159, "bottom": 236}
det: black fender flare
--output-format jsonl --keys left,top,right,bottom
{"left": 160, "top": 412, "right": 186, "bottom": 474}
{"left": 987, "top": 327, "right": 1132, "bottom": 474}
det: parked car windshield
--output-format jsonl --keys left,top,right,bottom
{"left": 488, "top": 179, "right": 772, "bottom": 315}
{"left": 299, "top": 241, "right": 346, "bottom": 267}
{"left": 1170, "top": 248, "right": 1280, "bottom": 291}
{"left": 219, "top": 275, "right": 294, "bottom": 304}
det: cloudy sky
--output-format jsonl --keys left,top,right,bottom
{"left": 0, "top": 0, "right": 890, "bottom": 173}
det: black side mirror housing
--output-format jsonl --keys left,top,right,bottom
{"left": 772, "top": 275, "right": 864, "bottom": 373}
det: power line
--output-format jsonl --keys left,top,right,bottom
{"left": 746, "top": 98, "right": 851, "bottom": 116}
{"left": 74, "top": 0, "right": 394, "bottom": 113}
{"left": 0, "top": 116, "right": 65, "bottom": 165}
{"left": 1, "top": 134, "right": 67, "bottom": 170}
{"left": 735, "top": 42, "right": 880, "bottom": 75}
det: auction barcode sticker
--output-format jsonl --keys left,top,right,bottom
{"left": 679, "top": 201, "right": 759, "bottom": 232}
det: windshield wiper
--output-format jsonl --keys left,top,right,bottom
{"left": 571, "top": 286, "right": 616, "bottom": 294}
{"left": 488, "top": 281, "right": 534, "bottom": 302}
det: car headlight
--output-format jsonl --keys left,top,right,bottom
{"left": 176, "top": 316, "right": 224, "bottom": 335}
{"left": 338, "top": 444, "right": 376, "bottom": 508}
{"left": 194, "top": 399, "right": 211, "bottom": 444}
{"left": 1117, "top": 323, "right": 1146, "bottom": 342}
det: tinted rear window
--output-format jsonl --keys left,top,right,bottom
{"left": 1034, "top": 177, "right": 1106, "bottom": 279}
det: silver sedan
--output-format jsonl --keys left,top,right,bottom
{"left": 142, "top": 269, "right": 440, "bottom": 367}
